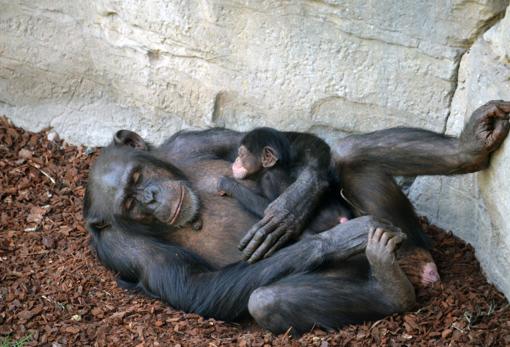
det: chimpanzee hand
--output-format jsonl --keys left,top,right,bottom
{"left": 217, "top": 176, "right": 236, "bottom": 196}
{"left": 461, "top": 100, "right": 510, "bottom": 155}
{"left": 239, "top": 202, "right": 301, "bottom": 263}
{"left": 239, "top": 168, "right": 327, "bottom": 263}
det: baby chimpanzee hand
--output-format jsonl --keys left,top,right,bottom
{"left": 217, "top": 175, "right": 236, "bottom": 196}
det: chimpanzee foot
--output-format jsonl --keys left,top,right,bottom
{"left": 366, "top": 228, "right": 415, "bottom": 311}
{"left": 315, "top": 216, "right": 403, "bottom": 262}
{"left": 366, "top": 227, "right": 405, "bottom": 270}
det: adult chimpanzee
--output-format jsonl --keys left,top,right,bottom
{"left": 218, "top": 127, "right": 352, "bottom": 233}
{"left": 84, "top": 100, "right": 510, "bottom": 334}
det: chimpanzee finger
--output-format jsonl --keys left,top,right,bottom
{"left": 380, "top": 229, "right": 390, "bottom": 246}
{"left": 377, "top": 222, "right": 403, "bottom": 236}
{"left": 247, "top": 228, "right": 286, "bottom": 263}
{"left": 241, "top": 217, "right": 281, "bottom": 258}
{"left": 487, "top": 104, "right": 508, "bottom": 120}
{"left": 263, "top": 230, "right": 292, "bottom": 259}
{"left": 242, "top": 226, "right": 273, "bottom": 261}
{"left": 493, "top": 101, "right": 510, "bottom": 115}
{"left": 483, "top": 101, "right": 510, "bottom": 116}
{"left": 368, "top": 227, "right": 375, "bottom": 240}
{"left": 367, "top": 227, "right": 376, "bottom": 246}
{"left": 372, "top": 227, "right": 384, "bottom": 243}
{"left": 388, "top": 230, "right": 406, "bottom": 246}
{"left": 238, "top": 226, "right": 258, "bottom": 251}
{"left": 239, "top": 217, "right": 270, "bottom": 251}
{"left": 487, "top": 117, "right": 510, "bottom": 151}
{"left": 387, "top": 237, "right": 399, "bottom": 253}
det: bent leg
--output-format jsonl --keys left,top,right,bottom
{"left": 249, "top": 273, "right": 376, "bottom": 335}
{"left": 337, "top": 163, "right": 429, "bottom": 248}
{"left": 94, "top": 216, "right": 396, "bottom": 322}
{"left": 248, "top": 228, "right": 415, "bottom": 335}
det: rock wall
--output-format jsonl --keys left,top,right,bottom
{"left": 409, "top": 5, "right": 510, "bottom": 298}
{"left": 1, "top": 1, "right": 509, "bottom": 298}
{"left": 1, "top": 0, "right": 507, "bottom": 145}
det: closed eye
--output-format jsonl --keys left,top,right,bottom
{"left": 124, "top": 196, "right": 135, "bottom": 210}
{"left": 90, "top": 221, "right": 110, "bottom": 232}
{"left": 132, "top": 170, "right": 142, "bottom": 185}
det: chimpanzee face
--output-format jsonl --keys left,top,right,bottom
{"left": 117, "top": 157, "right": 197, "bottom": 226}
{"left": 232, "top": 145, "right": 263, "bottom": 179}
{"left": 84, "top": 133, "right": 199, "bottom": 232}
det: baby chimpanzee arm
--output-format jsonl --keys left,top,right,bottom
{"left": 218, "top": 176, "right": 271, "bottom": 218}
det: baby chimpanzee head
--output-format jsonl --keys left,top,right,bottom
{"left": 232, "top": 127, "right": 291, "bottom": 179}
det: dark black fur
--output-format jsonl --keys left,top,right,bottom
{"left": 221, "top": 127, "right": 352, "bottom": 233}
{"left": 83, "top": 129, "right": 419, "bottom": 335}
{"left": 83, "top": 129, "right": 418, "bottom": 335}
{"left": 84, "top": 100, "right": 509, "bottom": 335}
{"left": 241, "top": 127, "right": 292, "bottom": 170}
{"left": 86, "top": 207, "right": 374, "bottom": 324}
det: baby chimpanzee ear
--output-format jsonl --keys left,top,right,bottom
{"left": 261, "top": 146, "right": 279, "bottom": 168}
{"left": 113, "top": 130, "right": 148, "bottom": 150}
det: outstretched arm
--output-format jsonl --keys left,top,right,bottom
{"left": 332, "top": 100, "right": 510, "bottom": 176}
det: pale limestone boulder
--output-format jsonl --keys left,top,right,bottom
{"left": 1, "top": 0, "right": 507, "bottom": 145}
{"left": 410, "top": 6, "right": 510, "bottom": 298}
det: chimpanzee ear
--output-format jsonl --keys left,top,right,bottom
{"left": 261, "top": 146, "right": 279, "bottom": 168}
{"left": 113, "top": 130, "right": 148, "bottom": 150}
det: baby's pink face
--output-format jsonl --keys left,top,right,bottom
{"left": 232, "top": 145, "right": 262, "bottom": 179}
{"left": 232, "top": 157, "right": 249, "bottom": 179}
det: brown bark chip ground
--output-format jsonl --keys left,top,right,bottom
{"left": 1, "top": 116, "right": 509, "bottom": 346}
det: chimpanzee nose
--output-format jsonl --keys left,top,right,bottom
{"left": 141, "top": 187, "right": 157, "bottom": 204}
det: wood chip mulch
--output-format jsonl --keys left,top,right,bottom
{"left": 1, "top": 116, "right": 509, "bottom": 347}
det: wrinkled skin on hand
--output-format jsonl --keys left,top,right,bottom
{"left": 461, "top": 100, "right": 510, "bottom": 162}
{"left": 239, "top": 169, "right": 328, "bottom": 263}
{"left": 239, "top": 204, "right": 300, "bottom": 263}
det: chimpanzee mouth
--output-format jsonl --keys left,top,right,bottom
{"left": 169, "top": 185, "right": 185, "bottom": 225}
{"left": 165, "top": 185, "right": 200, "bottom": 227}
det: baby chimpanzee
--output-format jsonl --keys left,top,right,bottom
{"left": 218, "top": 127, "right": 352, "bottom": 234}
